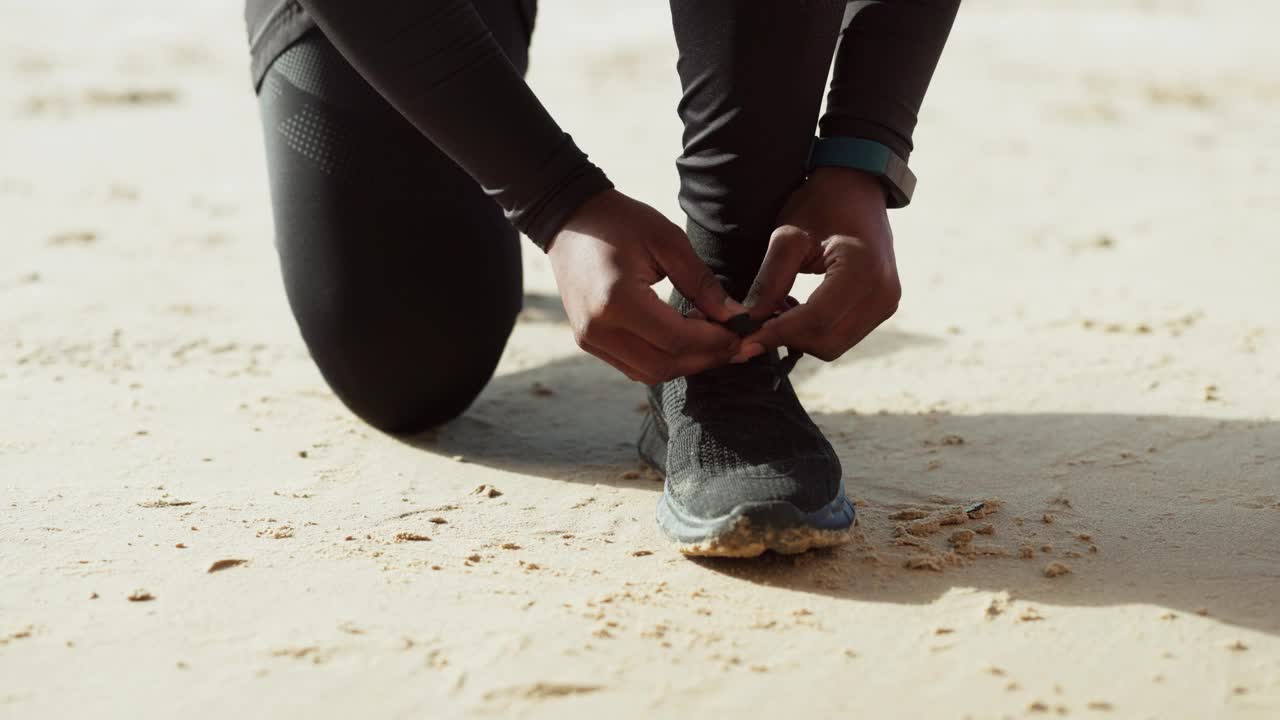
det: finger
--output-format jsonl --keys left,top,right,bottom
{"left": 745, "top": 274, "right": 866, "bottom": 355}
{"left": 799, "top": 264, "right": 900, "bottom": 359}
{"left": 743, "top": 304, "right": 813, "bottom": 354}
{"left": 585, "top": 326, "right": 675, "bottom": 382}
{"left": 816, "top": 308, "right": 890, "bottom": 360}
{"left": 648, "top": 236, "right": 747, "bottom": 323}
{"left": 618, "top": 285, "right": 740, "bottom": 357}
{"left": 743, "top": 225, "right": 817, "bottom": 320}
{"left": 580, "top": 339, "right": 661, "bottom": 385}
{"left": 729, "top": 341, "right": 766, "bottom": 364}
{"left": 816, "top": 277, "right": 902, "bottom": 358}
{"left": 593, "top": 325, "right": 735, "bottom": 382}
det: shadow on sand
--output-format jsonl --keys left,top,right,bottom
{"left": 400, "top": 294, "right": 1280, "bottom": 637}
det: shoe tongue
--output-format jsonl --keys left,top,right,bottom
{"left": 689, "top": 353, "right": 804, "bottom": 409}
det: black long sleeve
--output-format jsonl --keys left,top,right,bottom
{"left": 294, "top": 0, "right": 612, "bottom": 248}
{"left": 821, "top": 0, "right": 960, "bottom": 161}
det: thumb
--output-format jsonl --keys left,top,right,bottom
{"left": 743, "top": 225, "right": 815, "bottom": 320}
{"left": 650, "top": 234, "right": 746, "bottom": 324}
{"left": 743, "top": 303, "right": 811, "bottom": 354}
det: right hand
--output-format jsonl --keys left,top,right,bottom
{"left": 547, "top": 189, "right": 747, "bottom": 385}
{"left": 738, "top": 167, "right": 901, "bottom": 362}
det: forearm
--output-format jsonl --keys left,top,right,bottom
{"left": 820, "top": 0, "right": 960, "bottom": 161}
{"left": 296, "top": 0, "right": 612, "bottom": 247}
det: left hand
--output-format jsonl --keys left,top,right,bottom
{"left": 547, "top": 189, "right": 745, "bottom": 384}
{"left": 735, "top": 166, "right": 902, "bottom": 362}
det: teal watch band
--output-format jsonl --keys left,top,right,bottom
{"left": 807, "top": 137, "right": 916, "bottom": 209}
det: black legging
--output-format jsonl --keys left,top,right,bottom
{"left": 257, "top": 1, "right": 950, "bottom": 433}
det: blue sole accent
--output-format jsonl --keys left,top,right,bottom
{"left": 638, "top": 410, "right": 855, "bottom": 548}
{"left": 655, "top": 484, "right": 856, "bottom": 546}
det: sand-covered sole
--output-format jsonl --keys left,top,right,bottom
{"left": 673, "top": 515, "right": 854, "bottom": 558}
{"left": 639, "top": 410, "right": 856, "bottom": 558}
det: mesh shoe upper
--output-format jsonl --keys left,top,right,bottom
{"left": 651, "top": 351, "right": 843, "bottom": 519}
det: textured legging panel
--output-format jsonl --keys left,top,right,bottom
{"left": 258, "top": 30, "right": 525, "bottom": 433}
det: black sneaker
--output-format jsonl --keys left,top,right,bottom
{"left": 638, "top": 344, "right": 855, "bottom": 557}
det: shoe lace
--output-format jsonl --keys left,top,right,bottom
{"left": 720, "top": 313, "right": 802, "bottom": 391}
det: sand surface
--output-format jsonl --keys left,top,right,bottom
{"left": 3, "top": 1, "right": 1279, "bottom": 717}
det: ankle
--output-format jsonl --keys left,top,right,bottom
{"left": 685, "top": 221, "right": 765, "bottom": 301}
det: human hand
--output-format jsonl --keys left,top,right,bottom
{"left": 547, "top": 189, "right": 747, "bottom": 384}
{"left": 736, "top": 167, "right": 901, "bottom": 362}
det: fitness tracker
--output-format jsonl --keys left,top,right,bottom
{"left": 807, "top": 137, "right": 916, "bottom": 208}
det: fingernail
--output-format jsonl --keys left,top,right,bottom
{"left": 725, "top": 298, "right": 748, "bottom": 315}
{"left": 731, "top": 342, "right": 765, "bottom": 363}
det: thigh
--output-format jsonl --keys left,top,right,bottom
{"left": 258, "top": 29, "right": 525, "bottom": 433}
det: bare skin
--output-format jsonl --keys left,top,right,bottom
{"left": 546, "top": 189, "right": 748, "bottom": 385}
{"left": 738, "top": 167, "right": 901, "bottom": 362}
{"left": 547, "top": 168, "right": 897, "bottom": 382}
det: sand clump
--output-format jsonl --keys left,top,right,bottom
{"left": 892, "top": 503, "right": 986, "bottom": 538}
{"left": 892, "top": 498, "right": 1009, "bottom": 570}
{"left": 137, "top": 498, "right": 194, "bottom": 508}
{"left": 904, "top": 555, "right": 946, "bottom": 572}
{"left": 1019, "top": 607, "right": 1045, "bottom": 622}
{"left": 1044, "top": 561, "right": 1072, "bottom": 578}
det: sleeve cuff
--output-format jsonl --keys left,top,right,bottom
{"left": 511, "top": 147, "right": 614, "bottom": 251}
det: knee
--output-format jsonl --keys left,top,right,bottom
{"left": 296, "top": 311, "right": 514, "bottom": 436}
{"left": 341, "top": 374, "right": 484, "bottom": 435}
{"left": 320, "top": 341, "right": 502, "bottom": 435}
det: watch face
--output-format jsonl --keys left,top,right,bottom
{"left": 883, "top": 152, "right": 916, "bottom": 207}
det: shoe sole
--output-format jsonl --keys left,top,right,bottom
{"left": 638, "top": 410, "right": 856, "bottom": 558}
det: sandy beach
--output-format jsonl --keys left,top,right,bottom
{"left": 2, "top": 0, "right": 1278, "bottom": 717}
